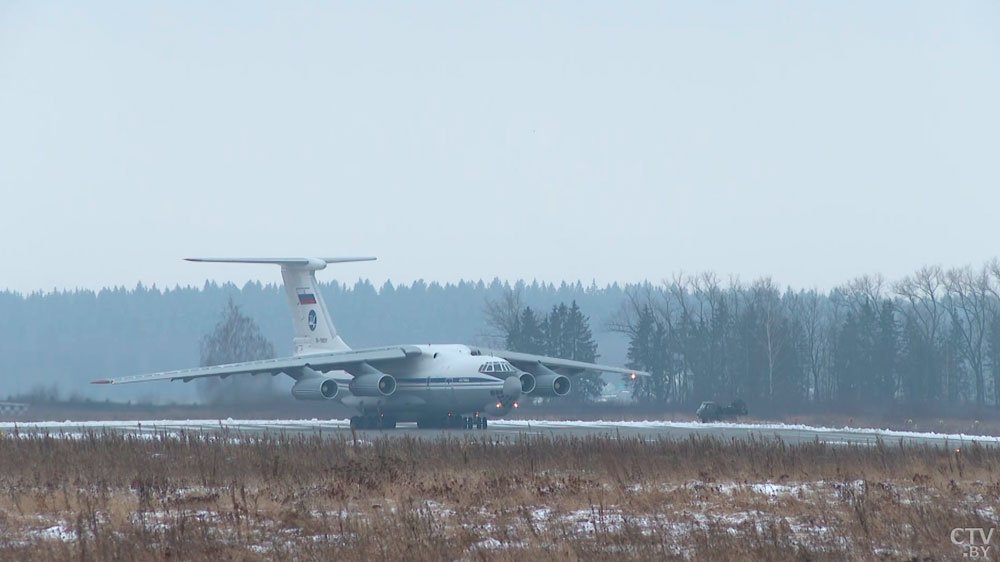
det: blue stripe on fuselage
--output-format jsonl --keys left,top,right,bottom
{"left": 395, "top": 377, "right": 498, "bottom": 384}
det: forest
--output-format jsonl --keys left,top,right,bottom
{"left": 4, "top": 260, "right": 1000, "bottom": 416}
{"left": 605, "top": 262, "right": 1000, "bottom": 414}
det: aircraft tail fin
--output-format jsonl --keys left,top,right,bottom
{"left": 186, "top": 257, "right": 375, "bottom": 356}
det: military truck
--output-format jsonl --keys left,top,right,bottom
{"left": 696, "top": 399, "right": 747, "bottom": 423}
{"left": 0, "top": 402, "right": 28, "bottom": 416}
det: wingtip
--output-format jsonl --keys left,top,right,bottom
{"left": 91, "top": 379, "right": 113, "bottom": 385}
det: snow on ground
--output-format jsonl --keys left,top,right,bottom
{"left": 27, "top": 524, "right": 77, "bottom": 542}
{"left": 499, "top": 419, "right": 1000, "bottom": 443}
{"left": 0, "top": 418, "right": 350, "bottom": 430}
{"left": 0, "top": 417, "right": 997, "bottom": 443}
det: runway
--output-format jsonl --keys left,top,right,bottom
{"left": 1, "top": 418, "right": 997, "bottom": 447}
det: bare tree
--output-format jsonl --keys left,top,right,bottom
{"left": 606, "top": 282, "right": 663, "bottom": 338}
{"left": 750, "top": 277, "right": 786, "bottom": 404}
{"left": 894, "top": 266, "right": 947, "bottom": 401}
{"left": 483, "top": 287, "right": 523, "bottom": 344}
{"left": 198, "top": 298, "right": 277, "bottom": 404}
{"left": 987, "top": 259, "right": 1000, "bottom": 406}
{"left": 796, "top": 289, "right": 829, "bottom": 403}
{"left": 895, "top": 266, "right": 946, "bottom": 345}
{"left": 846, "top": 273, "right": 886, "bottom": 310}
{"left": 945, "top": 265, "right": 995, "bottom": 406}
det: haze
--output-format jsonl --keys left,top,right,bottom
{"left": 1, "top": 2, "right": 997, "bottom": 294}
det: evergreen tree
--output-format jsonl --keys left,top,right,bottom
{"left": 899, "top": 315, "right": 939, "bottom": 404}
{"left": 626, "top": 305, "right": 669, "bottom": 403}
{"left": 989, "top": 312, "right": 1000, "bottom": 407}
{"left": 833, "top": 304, "right": 872, "bottom": 405}
{"left": 872, "top": 299, "right": 898, "bottom": 401}
{"left": 542, "top": 304, "right": 568, "bottom": 357}
{"left": 561, "top": 301, "right": 603, "bottom": 401}
{"left": 509, "top": 302, "right": 604, "bottom": 401}
{"left": 507, "top": 307, "right": 546, "bottom": 354}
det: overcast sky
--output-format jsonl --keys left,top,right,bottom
{"left": 1, "top": 2, "right": 997, "bottom": 294}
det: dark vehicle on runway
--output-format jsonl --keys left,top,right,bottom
{"left": 696, "top": 399, "right": 747, "bottom": 423}
{"left": 0, "top": 402, "right": 28, "bottom": 416}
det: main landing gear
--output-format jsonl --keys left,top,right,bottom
{"left": 350, "top": 414, "right": 397, "bottom": 430}
{"left": 416, "top": 413, "right": 488, "bottom": 430}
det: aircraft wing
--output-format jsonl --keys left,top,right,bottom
{"left": 91, "top": 346, "right": 423, "bottom": 385}
{"left": 469, "top": 347, "right": 649, "bottom": 377}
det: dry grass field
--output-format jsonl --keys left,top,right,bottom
{"left": 0, "top": 430, "right": 996, "bottom": 561}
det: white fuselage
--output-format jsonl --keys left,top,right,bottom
{"left": 324, "top": 345, "right": 519, "bottom": 421}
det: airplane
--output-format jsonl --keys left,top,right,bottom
{"left": 93, "top": 257, "right": 647, "bottom": 429}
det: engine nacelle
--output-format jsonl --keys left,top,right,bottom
{"left": 349, "top": 373, "right": 396, "bottom": 397}
{"left": 518, "top": 373, "right": 536, "bottom": 394}
{"left": 532, "top": 373, "right": 571, "bottom": 397}
{"left": 291, "top": 376, "right": 339, "bottom": 401}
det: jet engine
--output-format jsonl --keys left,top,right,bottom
{"left": 532, "top": 373, "right": 571, "bottom": 397}
{"left": 291, "top": 376, "right": 339, "bottom": 401}
{"left": 518, "top": 373, "right": 536, "bottom": 394}
{"left": 522, "top": 362, "right": 572, "bottom": 397}
{"left": 349, "top": 373, "right": 397, "bottom": 397}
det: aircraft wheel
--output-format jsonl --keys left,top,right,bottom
{"left": 476, "top": 417, "right": 484, "bottom": 430}
{"left": 482, "top": 418, "right": 488, "bottom": 430}
{"left": 350, "top": 416, "right": 361, "bottom": 430}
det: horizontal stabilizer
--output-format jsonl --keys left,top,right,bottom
{"left": 185, "top": 257, "right": 375, "bottom": 266}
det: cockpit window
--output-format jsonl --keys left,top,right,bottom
{"left": 480, "top": 361, "right": 515, "bottom": 374}
{"left": 481, "top": 361, "right": 514, "bottom": 374}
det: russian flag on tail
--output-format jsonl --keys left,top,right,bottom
{"left": 297, "top": 289, "right": 317, "bottom": 305}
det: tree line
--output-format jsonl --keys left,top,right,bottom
{"left": 6, "top": 261, "right": 1000, "bottom": 415}
{"left": 610, "top": 261, "right": 1000, "bottom": 413}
